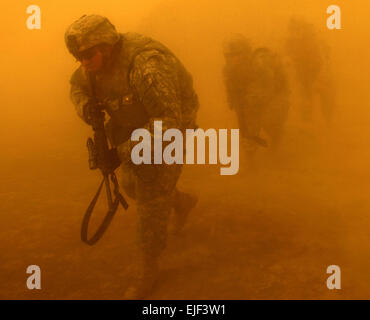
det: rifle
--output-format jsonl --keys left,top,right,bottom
{"left": 248, "top": 135, "right": 268, "bottom": 148}
{"left": 81, "top": 73, "right": 128, "bottom": 246}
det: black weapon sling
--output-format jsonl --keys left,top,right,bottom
{"left": 80, "top": 73, "right": 128, "bottom": 246}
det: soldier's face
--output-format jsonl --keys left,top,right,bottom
{"left": 78, "top": 47, "right": 104, "bottom": 72}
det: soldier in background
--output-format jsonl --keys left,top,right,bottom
{"left": 285, "top": 17, "right": 335, "bottom": 123}
{"left": 65, "top": 14, "right": 198, "bottom": 299}
{"left": 223, "top": 34, "right": 290, "bottom": 157}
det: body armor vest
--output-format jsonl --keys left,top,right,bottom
{"left": 71, "top": 32, "right": 198, "bottom": 147}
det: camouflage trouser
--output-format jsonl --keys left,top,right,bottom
{"left": 235, "top": 101, "right": 264, "bottom": 154}
{"left": 262, "top": 95, "right": 289, "bottom": 148}
{"left": 235, "top": 103, "right": 263, "bottom": 139}
{"left": 120, "top": 163, "right": 182, "bottom": 260}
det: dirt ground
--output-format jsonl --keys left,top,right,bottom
{"left": 1, "top": 0, "right": 370, "bottom": 300}
{"left": 1, "top": 111, "right": 369, "bottom": 299}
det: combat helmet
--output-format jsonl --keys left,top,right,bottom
{"left": 65, "top": 14, "right": 120, "bottom": 59}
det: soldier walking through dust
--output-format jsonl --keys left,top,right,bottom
{"left": 285, "top": 18, "right": 335, "bottom": 123}
{"left": 223, "top": 34, "right": 290, "bottom": 157}
{"left": 65, "top": 14, "right": 198, "bottom": 299}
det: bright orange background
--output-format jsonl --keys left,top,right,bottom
{"left": 0, "top": 0, "right": 369, "bottom": 299}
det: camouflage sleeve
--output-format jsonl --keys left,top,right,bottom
{"left": 118, "top": 50, "right": 183, "bottom": 162}
{"left": 69, "top": 68, "right": 91, "bottom": 124}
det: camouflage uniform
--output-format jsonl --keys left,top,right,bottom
{"left": 65, "top": 15, "right": 199, "bottom": 293}
{"left": 223, "top": 38, "right": 289, "bottom": 152}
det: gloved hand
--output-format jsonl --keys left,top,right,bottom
{"left": 83, "top": 102, "right": 105, "bottom": 125}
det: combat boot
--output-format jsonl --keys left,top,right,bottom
{"left": 173, "top": 191, "right": 198, "bottom": 234}
{"left": 123, "top": 255, "right": 159, "bottom": 300}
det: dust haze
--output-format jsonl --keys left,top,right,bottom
{"left": 1, "top": 0, "right": 369, "bottom": 299}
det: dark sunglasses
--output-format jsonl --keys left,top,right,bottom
{"left": 77, "top": 46, "right": 98, "bottom": 61}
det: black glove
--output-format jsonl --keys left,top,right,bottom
{"left": 84, "top": 102, "right": 105, "bottom": 125}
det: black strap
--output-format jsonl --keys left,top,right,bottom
{"left": 81, "top": 173, "right": 128, "bottom": 246}
{"left": 111, "top": 173, "right": 129, "bottom": 210}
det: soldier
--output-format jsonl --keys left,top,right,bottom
{"left": 285, "top": 17, "right": 335, "bottom": 123}
{"left": 65, "top": 14, "right": 198, "bottom": 299}
{"left": 223, "top": 34, "right": 289, "bottom": 156}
